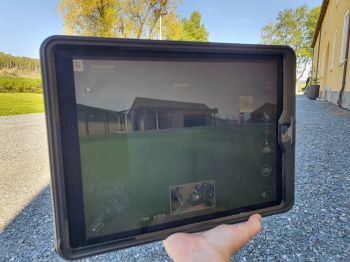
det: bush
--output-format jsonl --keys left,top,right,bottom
{"left": 0, "top": 75, "right": 42, "bottom": 93}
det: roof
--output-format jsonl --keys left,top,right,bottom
{"left": 250, "top": 103, "right": 276, "bottom": 121}
{"left": 77, "top": 103, "right": 121, "bottom": 115}
{"left": 311, "top": 0, "right": 330, "bottom": 48}
{"left": 130, "top": 97, "right": 217, "bottom": 112}
{"left": 251, "top": 103, "right": 276, "bottom": 114}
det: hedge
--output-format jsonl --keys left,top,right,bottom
{"left": 0, "top": 75, "right": 42, "bottom": 93}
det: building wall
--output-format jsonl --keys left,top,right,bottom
{"left": 77, "top": 105, "right": 127, "bottom": 136}
{"left": 312, "top": 0, "right": 350, "bottom": 109}
{"left": 132, "top": 108, "right": 215, "bottom": 131}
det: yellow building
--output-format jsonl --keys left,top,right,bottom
{"left": 311, "top": 0, "right": 350, "bottom": 109}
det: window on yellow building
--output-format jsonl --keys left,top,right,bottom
{"left": 331, "top": 30, "right": 337, "bottom": 70}
{"left": 340, "top": 9, "right": 350, "bottom": 65}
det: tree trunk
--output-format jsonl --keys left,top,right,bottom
{"left": 297, "top": 62, "right": 308, "bottom": 82}
{"left": 136, "top": 3, "right": 157, "bottom": 39}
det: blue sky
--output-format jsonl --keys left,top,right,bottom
{"left": 0, "top": 0, "right": 321, "bottom": 58}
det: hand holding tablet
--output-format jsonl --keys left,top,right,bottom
{"left": 40, "top": 36, "right": 295, "bottom": 259}
{"left": 164, "top": 214, "right": 262, "bottom": 261}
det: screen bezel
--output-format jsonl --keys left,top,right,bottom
{"left": 40, "top": 36, "right": 295, "bottom": 259}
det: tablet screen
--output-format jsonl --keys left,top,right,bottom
{"left": 72, "top": 57, "right": 282, "bottom": 240}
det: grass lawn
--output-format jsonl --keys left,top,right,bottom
{"left": 296, "top": 82, "right": 306, "bottom": 95}
{"left": 0, "top": 93, "right": 44, "bottom": 116}
{"left": 80, "top": 125, "right": 277, "bottom": 237}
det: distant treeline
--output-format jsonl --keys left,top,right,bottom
{"left": 0, "top": 75, "right": 42, "bottom": 93}
{"left": 0, "top": 52, "right": 40, "bottom": 71}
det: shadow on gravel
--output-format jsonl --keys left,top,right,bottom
{"left": 0, "top": 186, "right": 57, "bottom": 261}
{"left": 0, "top": 186, "right": 168, "bottom": 261}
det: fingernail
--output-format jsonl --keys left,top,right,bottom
{"left": 254, "top": 214, "right": 262, "bottom": 223}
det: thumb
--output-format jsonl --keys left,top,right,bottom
{"left": 202, "top": 214, "right": 262, "bottom": 257}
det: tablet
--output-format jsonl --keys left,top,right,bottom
{"left": 40, "top": 36, "right": 295, "bottom": 259}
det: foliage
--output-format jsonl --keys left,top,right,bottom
{"left": 181, "top": 11, "right": 208, "bottom": 41}
{"left": 0, "top": 93, "right": 44, "bottom": 116}
{"left": 260, "top": 5, "right": 320, "bottom": 81}
{"left": 58, "top": 0, "right": 209, "bottom": 41}
{"left": 298, "top": 81, "right": 307, "bottom": 92}
{"left": 59, "top": 0, "right": 176, "bottom": 38}
{"left": 306, "top": 6, "right": 321, "bottom": 45}
{"left": 310, "top": 76, "right": 320, "bottom": 85}
{"left": 0, "top": 52, "right": 40, "bottom": 71}
{"left": 162, "top": 12, "right": 184, "bottom": 40}
{"left": 0, "top": 76, "right": 42, "bottom": 93}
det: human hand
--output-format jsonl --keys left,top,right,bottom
{"left": 163, "top": 214, "right": 262, "bottom": 262}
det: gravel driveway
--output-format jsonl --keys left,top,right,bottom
{"left": 0, "top": 113, "right": 50, "bottom": 231}
{"left": 0, "top": 96, "right": 349, "bottom": 261}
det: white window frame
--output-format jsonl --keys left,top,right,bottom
{"left": 331, "top": 30, "right": 337, "bottom": 70}
{"left": 340, "top": 9, "right": 350, "bottom": 65}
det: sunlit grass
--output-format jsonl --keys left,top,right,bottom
{"left": 0, "top": 93, "right": 44, "bottom": 116}
{"left": 296, "top": 82, "right": 306, "bottom": 96}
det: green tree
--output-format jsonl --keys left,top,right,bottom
{"left": 181, "top": 11, "right": 209, "bottom": 41}
{"left": 261, "top": 5, "right": 320, "bottom": 81}
{"left": 163, "top": 11, "right": 209, "bottom": 41}
{"left": 162, "top": 12, "right": 184, "bottom": 40}
{"left": 0, "top": 52, "right": 40, "bottom": 72}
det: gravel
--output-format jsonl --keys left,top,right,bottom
{"left": 0, "top": 96, "right": 349, "bottom": 261}
{"left": 0, "top": 113, "right": 50, "bottom": 231}
{"left": 235, "top": 97, "right": 350, "bottom": 261}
